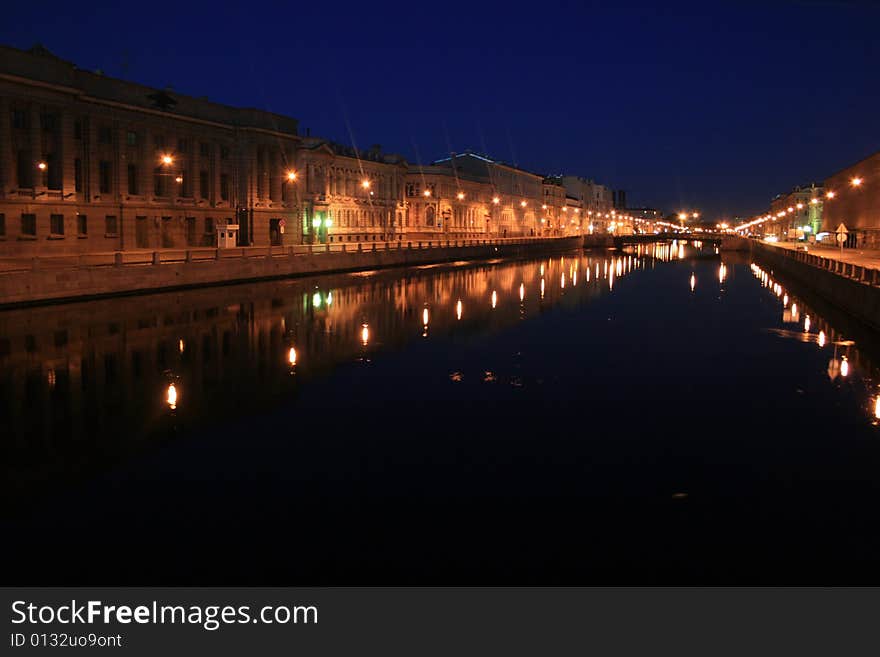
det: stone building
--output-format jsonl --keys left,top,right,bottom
{"left": 403, "top": 159, "right": 494, "bottom": 240}
{"left": 555, "top": 175, "right": 615, "bottom": 233}
{"left": 0, "top": 44, "right": 411, "bottom": 255}
{"left": 295, "top": 139, "right": 406, "bottom": 245}
{"left": 768, "top": 183, "right": 823, "bottom": 240}
{"left": 822, "top": 150, "right": 880, "bottom": 247}
{"left": 541, "top": 178, "right": 567, "bottom": 236}
{"left": 0, "top": 43, "right": 635, "bottom": 256}
{"left": 428, "top": 153, "right": 544, "bottom": 237}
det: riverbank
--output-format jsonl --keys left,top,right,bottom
{"left": 0, "top": 235, "right": 586, "bottom": 308}
{"left": 752, "top": 240, "right": 880, "bottom": 332}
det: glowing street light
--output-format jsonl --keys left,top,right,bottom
{"left": 174, "top": 175, "right": 183, "bottom": 184}
{"left": 161, "top": 154, "right": 174, "bottom": 165}
{"left": 520, "top": 200, "right": 527, "bottom": 207}
{"left": 492, "top": 196, "right": 500, "bottom": 205}
{"left": 852, "top": 177, "right": 864, "bottom": 187}
{"left": 423, "top": 189, "right": 432, "bottom": 197}
{"left": 826, "top": 191, "right": 836, "bottom": 199}
{"left": 286, "top": 171, "right": 297, "bottom": 182}
{"left": 457, "top": 192, "right": 465, "bottom": 200}
{"left": 361, "top": 179, "right": 371, "bottom": 189}
{"left": 36, "top": 161, "right": 47, "bottom": 171}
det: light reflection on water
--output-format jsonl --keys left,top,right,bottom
{"left": 3, "top": 241, "right": 880, "bottom": 498}
{"left": 750, "top": 262, "right": 880, "bottom": 425}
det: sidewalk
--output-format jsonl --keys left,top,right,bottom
{"left": 770, "top": 240, "right": 880, "bottom": 271}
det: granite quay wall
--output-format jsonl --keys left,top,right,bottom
{"left": 0, "top": 236, "right": 584, "bottom": 308}
{"left": 752, "top": 240, "right": 880, "bottom": 332}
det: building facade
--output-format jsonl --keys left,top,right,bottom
{"left": 822, "top": 150, "right": 880, "bottom": 247}
{"left": 429, "top": 153, "right": 545, "bottom": 237}
{"left": 295, "top": 139, "right": 406, "bottom": 245}
{"left": 768, "top": 183, "right": 823, "bottom": 240}
{"left": 0, "top": 45, "right": 316, "bottom": 256}
{"left": 0, "top": 45, "right": 640, "bottom": 256}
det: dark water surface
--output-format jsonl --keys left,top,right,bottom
{"left": 4, "top": 241, "right": 880, "bottom": 584}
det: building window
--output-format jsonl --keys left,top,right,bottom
{"left": 200, "top": 142, "right": 211, "bottom": 158}
{"left": 199, "top": 170, "right": 209, "bottom": 198}
{"left": 17, "top": 150, "right": 34, "bottom": 188}
{"left": 154, "top": 167, "right": 166, "bottom": 196}
{"left": 50, "top": 214, "right": 64, "bottom": 236}
{"left": 154, "top": 135, "right": 165, "bottom": 148}
{"left": 74, "top": 158, "right": 83, "bottom": 192}
{"left": 105, "top": 215, "right": 118, "bottom": 236}
{"left": 74, "top": 120, "right": 82, "bottom": 140}
{"left": 20, "top": 214, "right": 36, "bottom": 237}
{"left": 180, "top": 171, "right": 192, "bottom": 197}
{"left": 77, "top": 214, "right": 88, "bottom": 236}
{"left": 99, "top": 161, "right": 112, "bottom": 194}
{"left": 220, "top": 173, "right": 229, "bottom": 200}
{"left": 0, "top": 214, "right": 5, "bottom": 238}
{"left": 127, "top": 164, "right": 138, "bottom": 195}
{"left": 126, "top": 131, "right": 137, "bottom": 146}
{"left": 98, "top": 126, "right": 113, "bottom": 144}
{"left": 41, "top": 113, "right": 58, "bottom": 132}
{"left": 177, "top": 138, "right": 188, "bottom": 152}
{"left": 46, "top": 153, "right": 62, "bottom": 190}
{"left": 205, "top": 217, "right": 215, "bottom": 245}
{"left": 220, "top": 145, "right": 230, "bottom": 160}
{"left": 12, "top": 109, "right": 29, "bottom": 130}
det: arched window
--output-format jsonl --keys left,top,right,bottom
{"left": 425, "top": 206, "right": 435, "bottom": 227}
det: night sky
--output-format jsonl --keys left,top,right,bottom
{"left": 3, "top": 0, "right": 878, "bottom": 221}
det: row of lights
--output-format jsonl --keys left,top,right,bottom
{"left": 736, "top": 175, "right": 866, "bottom": 232}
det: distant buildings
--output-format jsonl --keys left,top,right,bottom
{"left": 0, "top": 44, "right": 643, "bottom": 257}
{"left": 766, "top": 183, "right": 823, "bottom": 239}
{"left": 750, "top": 148, "right": 880, "bottom": 246}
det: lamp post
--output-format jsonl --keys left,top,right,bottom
{"left": 282, "top": 170, "right": 298, "bottom": 246}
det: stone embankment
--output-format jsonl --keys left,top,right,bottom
{"left": 0, "top": 236, "right": 587, "bottom": 308}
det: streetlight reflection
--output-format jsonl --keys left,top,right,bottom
{"left": 166, "top": 383, "right": 178, "bottom": 410}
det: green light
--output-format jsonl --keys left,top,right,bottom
{"left": 312, "top": 218, "right": 321, "bottom": 228}
{"left": 312, "top": 292, "right": 322, "bottom": 307}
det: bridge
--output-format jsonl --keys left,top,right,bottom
{"left": 612, "top": 232, "right": 727, "bottom": 247}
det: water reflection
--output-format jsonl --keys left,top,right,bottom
{"left": 166, "top": 383, "right": 178, "bottom": 410}
{"left": 7, "top": 244, "right": 880, "bottom": 502}
{"left": 750, "top": 262, "right": 879, "bottom": 424}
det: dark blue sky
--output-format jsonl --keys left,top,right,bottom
{"left": 4, "top": 0, "right": 878, "bottom": 221}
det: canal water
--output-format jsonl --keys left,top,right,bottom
{"left": 4, "top": 241, "right": 880, "bottom": 583}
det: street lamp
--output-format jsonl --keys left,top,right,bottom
{"left": 286, "top": 170, "right": 297, "bottom": 182}
{"left": 851, "top": 177, "right": 863, "bottom": 187}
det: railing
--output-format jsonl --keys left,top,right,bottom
{"left": 0, "top": 236, "right": 578, "bottom": 275}
{"left": 756, "top": 241, "right": 880, "bottom": 287}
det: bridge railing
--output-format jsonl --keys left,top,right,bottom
{"left": 755, "top": 241, "right": 880, "bottom": 287}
